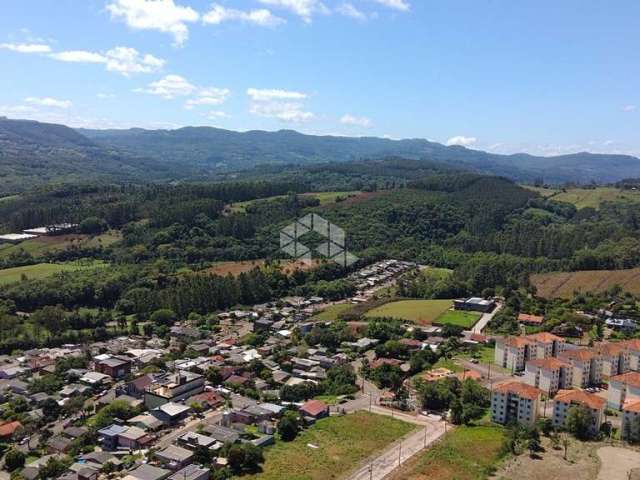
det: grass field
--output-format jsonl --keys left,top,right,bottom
{"left": 531, "top": 267, "right": 640, "bottom": 298}
{"left": 364, "top": 299, "right": 454, "bottom": 325}
{"left": 0, "top": 260, "right": 107, "bottom": 286}
{"left": 525, "top": 186, "right": 640, "bottom": 210}
{"left": 241, "top": 411, "right": 416, "bottom": 480}
{"left": 310, "top": 303, "right": 354, "bottom": 321}
{"left": 388, "top": 425, "right": 506, "bottom": 480}
{"left": 434, "top": 310, "right": 481, "bottom": 328}
{"left": 0, "top": 231, "right": 122, "bottom": 259}
{"left": 227, "top": 191, "right": 361, "bottom": 213}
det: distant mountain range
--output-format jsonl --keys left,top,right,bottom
{"left": 2, "top": 116, "right": 639, "bottom": 195}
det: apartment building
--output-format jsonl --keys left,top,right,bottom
{"left": 621, "top": 399, "right": 640, "bottom": 441}
{"left": 595, "top": 342, "right": 629, "bottom": 378}
{"left": 144, "top": 372, "right": 205, "bottom": 409}
{"left": 527, "top": 332, "right": 566, "bottom": 359}
{"left": 622, "top": 339, "right": 640, "bottom": 371}
{"left": 495, "top": 332, "right": 565, "bottom": 372}
{"left": 524, "top": 357, "right": 573, "bottom": 395}
{"left": 608, "top": 371, "right": 640, "bottom": 410}
{"left": 559, "top": 348, "right": 602, "bottom": 388}
{"left": 552, "top": 389, "right": 606, "bottom": 435}
{"left": 491, "top": 381, "right": 542, "bottom": 426}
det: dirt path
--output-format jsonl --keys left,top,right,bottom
{"left": 597, "top": 446, "right": 640, "bottom": 480}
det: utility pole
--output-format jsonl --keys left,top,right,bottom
{"left": 369, "top": 463, "right": 373, "bottom": 480}
{"left": 398, "top": 443, "right": 402, "bottom": 466}
{"left": 369, "top": 392, "right": 372, "bottom": 412}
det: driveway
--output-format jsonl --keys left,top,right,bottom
{"left": 470, "top": 302, "right": 502, "bottom": 334}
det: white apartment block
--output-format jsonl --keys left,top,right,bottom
{"left": 495, "top": 332, "right": 565, "bottom": 372}
{"left": 524, "top": 357, "right": 573, "bottom": 395}
{"left": 552, "top": 389, "right": 606, "bottom": 435}
{"left": 622, "top": 400, "right": 640, "bottom": 441}
{"left": 491, "top": 381, "right": 541, "bottom": 426}
{"left": 559, "top": 348, "right": 602, "bottom": 388}
{"left": 595, "top": 342, "right": 629, "bottom": 378}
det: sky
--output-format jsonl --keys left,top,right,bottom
{"left": 1, "top": 0, "right": 639, "bottom": 157}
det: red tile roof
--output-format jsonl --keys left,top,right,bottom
{"left": 0, "top": 421, "right": 22, "bottom": 438}
{"left": 300, "top": 400, "right": 328, "bottom": 417}
{"left": 494, "top": 381, "right": 542, "bottom": 400}
{"left": 518, "top": 313, "right": 544, "bottom": 324}
{"left": 555, "top": 389, "right": 606, "bottom": 410}
{"left": 610, "top": 371, "right": 640, "bottom": 389}
{"left": 526, "top": 357, "right": 571, "bottom": 370}
{"left": 559, "top": 348, "right": 598, "bottom": 362}
{"left": 623, "top": 399, "right": 640, "bottom": 413}
{"left": 526, "top": 332, "right": 564, "bottom": 344}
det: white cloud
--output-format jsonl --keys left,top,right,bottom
{"left": 203, "top": 4, "right": 285, "bottom": 27}
{"left": 258, "top": 0, "right": 329, "bottom": 22}
{"left": 372, "top": 0, "right": 410, "bottom": 11}
{"left": 446, "top": 135, "right": 477, "bottom": 147}
{"left": 247, "top": 88, "right": 307, "bottom": 101}
{"left": 25, "top": 97, "right": 72, "bottom": 109}
{"left": 206, "top": 110, "right": 230, "bottom": 119}
{"left": 247, "top": 88, "right": 313, "bottom": 123}
{"left": 184, "top": 88, "right": 231, "bottom": 109}
{"left": 623, "top": 105, "right": 637, "bottom": 112}
{"left": 340, "top": 114, "right": 372, "bottom": 127}
{"left": 0, "top": 104, "right": 39, "bottom": 115}
{"left": 336, "top": 3, "right": 367, "bottom": 21}
{"left": 137, "top": 74, "right": 197, "bottom": 98}
{"left": 49, "top": 47, "right": 164, "bottom": 76}
{"left": 106, "top": 0, "right": 200, "bottom": 46}
{"left": 0, "top": 42, "right": 51, "bottom": 54}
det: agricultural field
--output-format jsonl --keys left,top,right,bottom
{"left": 525, "top": 186, "right": 640, "bottom": 209}
{"left": 434, "top": 310, "right": 481, "bottom": 328}
{"left": 202, "top": 259, "right": 323, "bottom": 277}
{"left": 531, "top": 267, "right": 640, "bottom": 299}
{"left": 227, "top": 191, "right": 361, "bottom": 213}
{"left": 388, "top": 425, "right": 506, "bottom": 480}
{"left": 364, "top": 299, "right": 454, "bottom": 326}
{"left": 0, "top": 231, "right": 122, "bottom": 259}
{"left": 310, "top": 303, "right": 354, "bottom": 321}
{"left": 0, "top": 260, "right": 107, "bottom": 286}
{"left": 241, "top": 411, "right": 416, "bottom": 480}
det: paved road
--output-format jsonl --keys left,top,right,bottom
{"left": 344, "top": 408, "right": 447, "bottom": 480}
{"left": 470, "top": 302, "right": 503, "bottom": 334}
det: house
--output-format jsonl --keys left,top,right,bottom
{"left": 202, "top": 424, "right": 240, "bottom": 444}
{"left": 155, "top": 445, "right": 194, "bottom": 470}
{"left": 518, "top": 313, "right": 544, "bottom": 326}
{"left": 47, "top": 435, "right": 73, "bottom": 454}
{"left": 454, "top": 297, "right": 495, "bottom": 313}
{"left": 169, "top": 465, "right": 210, "bottom": 480}
{"left": 94, "top": 355, "right": 132, "bottom": 379}
{"left": 98, "top": 424, "right": 129, "bottom": 450}
{"left": 0, "top": 420, "right": 23, "bottom": 440}
{"left": 524, "top": 357, "right": 573, "bottom": 395}
{"left": 300, "top": 399, "right": 329, "bottom": 420}
{"left": 127, "top": 374, "right": 157, "bottom": 398}
{"left": 491, "top": 381, "right": 541, "bottom": 426}
{"left": 144, "top": 372, "right": 205, "bottom": 409}
{"left": 152, "top": 402, "right": 192, "bottom": 425}
{"left": 127, "top": 413, "right": 164, "bottom": 431}
{"left": 552, "top": 389, "right": 606, "bottom": 435}
{"left": 608, "top": 371, "right": 640, "bottom": 410}
{"left": 187, "top": 390, "right": 224, "bottom": 410}
{"left": 177, "top": 431, "right": 219, "bottom": 450}
{"left": 126, "top": 464, "right": 172, "bottom": 480}
{"left": 80, "top": 371, "right": 112, "bottom": 386}
{"left": 117, "top": 426, "right": 152, "bottom": 450}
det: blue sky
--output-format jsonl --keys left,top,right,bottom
{"left": 1, "top": 0, "right": 639, "bottom": 156}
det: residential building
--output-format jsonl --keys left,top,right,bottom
{"left": 168, "top": 465, "right": 210, "bottom": 480}
{"left": 517, "top": 313, "right": 544, "bottom": 327}
{"left": 595, "top": 342, "right": 629, "bottom": 378}
{"left": 621, "top": 400, "right": 640, "bottom": 441}
{"left": 608, "top": 371, "right": 640, "bottom": 410}
{"left": 491, "top": 381, "right": 541, "bottom": 426}
{"left": 524, "top": 357, "right": 573, "bottom": 395}
{"left": 144, "top": 372, "right": 205, "bottom": 409}
{"left": 494, "top": 336, "right": 531, "bottom": 372}
{"left": 559, "top": 348, "right": 602, "bottom": 388}
{"left": 94, "top": 355, "right": 132, "bottom": 379}
{"left": 155, "top": 445, "right": 194, "bottom": 470}
{"left": 552, "top": 389, "right": 605, "bottom": 435}
{"left": 300, "top": 399, "right": 329, "bottom": 420}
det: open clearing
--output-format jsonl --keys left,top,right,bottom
{"left": 227, "top": 191, "right": 361, "bottom": 213}
{"left": 0, "top": 260, "right": 107, "bottom": 286}
{"left": 525, "top": 186, "right": 640, "bottom": 210}
{"left": 241, "top": 411, "right": 416, "bottom": 480}
{"left": 202, "top": 258, "right": 323, "bottom": 277}
{"left": 311, "top": 303, "right": 354, "bottom": 321}
{"left": 388, "top": 425, "right": 505, "bottom": 480}
{"left": 0, "top": 231, "right": 121, "bottom": 259}
{"left": 531, "top": 267, "right": 640, "bottom": 299}
{"left": 497, "top": 437, "right": 599, "bottom": 480}
{"left": 364, "top": 299, "right": 454, "bottom": 325}
{"left": 596, "top": 446, "right": 640, "bottom": 480}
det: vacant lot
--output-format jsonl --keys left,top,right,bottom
{"left": 311, "top": 303, "right": 354, "bottom": 321}
{"left": 0, "top": 260, "right": 107, "bottom": 286}
{"left": 365, "top": 299, "right": 453, "bottom": 325}
{"left": 531, "top": 268, "right": 640, "bottom": 299}
{"left": 497, "top": 436, "right": 599, "bottom": 480}
{"left": 388, "top": 425, "right": 505, "bottom": 480}
{"left": 525, "top": 186, "right": 640, "bottom": 210}
{"left": 203, "top": 259, "right": 323, "bottom": 277}
{"left": 241, "top": 411, "right": 416, "bottom": 480}
{"left": 434, "top": 310, "right": 480, "bottom": 328}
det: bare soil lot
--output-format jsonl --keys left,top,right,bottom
{"left": 530, "top": 268, "right": 640, "bottom": 299}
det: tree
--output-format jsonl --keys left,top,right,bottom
{"left": 192, "top": 445, "right": 213, "bottom": 465}
{"left": 226, "top": 444, "right": 264, "bottom": 474}
{"left": 42, "top": 397, "right": 61, "bottom": 420}
{"left": 561, "top": 433, "right": 571, "bottom": 460}
{"left": 565, "top": 404, "right": 593, "bottom": 440}
{"left": 150, "top": 309, "right": 177, "bottom": 327}
{"left": 4, "top": 448, "right": 25, "bottom": 471}
{"left": 277, "top": 411, "right": 300, "bottom": 441}
{"left": 79, "top": 216, "right": 108, "bottom": 234}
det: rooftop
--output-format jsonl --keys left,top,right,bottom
{"left": 493, "top": 381, "right": 542, "bottom": 400}
{"left": 555, "top": 389, "right": 606, "bottom": 410}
